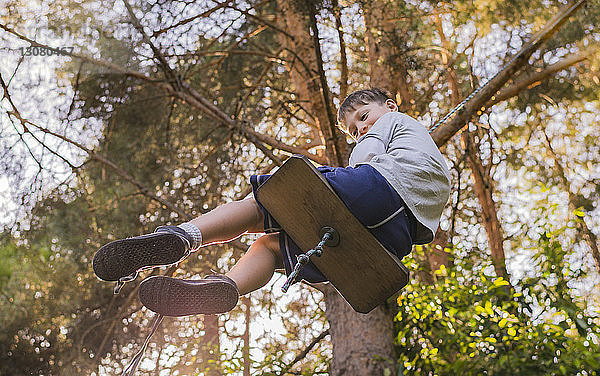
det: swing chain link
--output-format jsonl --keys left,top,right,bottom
{"left": 282, "top": 228, "right": 335, "bottom": 293}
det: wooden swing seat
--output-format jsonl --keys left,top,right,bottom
{"left": 256, "top": 155, "right": 409, "bottom": 313}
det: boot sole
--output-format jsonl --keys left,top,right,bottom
{"left": 92, "top": 233, "right": 187, "bottom": 281}
{"left": 139, "top": 276, "right": 239, "bottom": 316}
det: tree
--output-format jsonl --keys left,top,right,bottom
{"left": 1, "top": 0, "right": 599, "bottom": 374}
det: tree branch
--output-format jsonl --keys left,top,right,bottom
{"left": 487, "top": 48, "right": 595, "bottom": 106}
{"left": 0, "top": 23, "right": 155, "bottom": 82}
{"left": 0, "top": 23, "right": 323, "bottom": 164}
{"left": 151, "top": 0, "right": 232, "bottom": 38}
{"left": 430, "top": 0, "right": 587, "bottom": 147}
{"left": 0, "top": 82, "right": 190, "bottom": 219}
{"left": 124, "top": 0, "right": 294, "bottom": 166}
{"left": 277, "top": 328, "right": 330, "bottom": 376}
{"left": 180, "top": 82, "right": 326, "bottom": 163}
{"left": 227, "top": 3, "right": 294, "bottom": 40}
{"left": 122, "top": 0, "right": 183, "bottom": 90}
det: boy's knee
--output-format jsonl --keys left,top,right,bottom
{"left": 256, "top": 233, "right": 279, "bottom": 252}
{"left": 242, "top": 196, "right": 264, "bottom": 232}
{"left": 255, "top": 233, "right": 282, "bottom": 266}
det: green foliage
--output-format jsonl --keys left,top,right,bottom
{"left": 396, "top": 226, "right": 600, "bottom": 375}
{"left": 0, "top": 234, "right": 19, "bottom": 289}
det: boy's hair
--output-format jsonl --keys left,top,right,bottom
{"left": 337, "top": 88, "right": 392, "bottom": 126}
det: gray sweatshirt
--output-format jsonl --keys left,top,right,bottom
{"left": 349, "top": 112, "right": 451, "bottom": 244}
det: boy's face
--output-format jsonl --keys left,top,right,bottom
{"left": 342, "top": 99, "right": 398, "bottom": 140}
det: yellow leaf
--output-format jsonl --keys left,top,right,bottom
{"left": 434, "top": 264, "right": 447, "bottom": 276}
{"left": 508, "top": 327, "right": 516, "bottom": 337}
{"left": 493, "top": 278, "right": 510, "bottom": 287}
{"left": 499, "top": 318, "right": 508, "bottom": 328}
{"left": 485, "top": 301, "right": 493, "bottom": 315}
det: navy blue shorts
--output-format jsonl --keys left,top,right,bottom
{"left": 250, "top": 164, "right": 416, "bottom": 284}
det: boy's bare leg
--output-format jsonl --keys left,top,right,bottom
{"left": 225, "top": 233, "right": 283, "bottom": 295}
{"left": 137, "top": 232, "right": 284, "bottom": 316}
{"left": 189, "top": 196, "right": 265, "bottom": 246}
{"left": 107, "top": 197, "right": 284, "bottom": 315}
{"left": 93, "top": 196, "right": 267, "bottom": 282}
{"left": 190, "top": 196, "right": 284, "bottom": 294}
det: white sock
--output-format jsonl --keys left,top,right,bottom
{"left": 177, "top": 222, "right": 203, "bottom": 249}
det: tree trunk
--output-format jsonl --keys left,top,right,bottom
{"left": 324, "top": 285, "right": 396, "bottom": 375}
{"left": 427, "top": 228, "right": 451, "bottom": 274}
{"left": 437, "top": 17, "right": 510, "bottom": 281}
{"left": 333, "top": 0, "right": 349, "bottom": 101}
{"left": 276, "top": 0, "right": 349, "bottom": 165}
{"left": 363, "top": 0, "right": 412, "bottom": 112}
{"left": 276, "top": 2, "right": 396, "bottom": 374}
{"left": 543, "top": 130, "right": 600, "bottom": 272}
{"left": 462, "top": 131, "right": 510, "bottom": 280}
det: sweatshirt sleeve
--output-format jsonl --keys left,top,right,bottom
{"left": 348, "top": 112, "right": 399, "bottom": 167}
{"left": 349, "top": 136, "right": 387, "bottom": 167}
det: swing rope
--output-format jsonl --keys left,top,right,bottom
{"left": 281, "top": 228, "right": 336, "bottom": 292}
{"left": 121, "top": 314, "right": 164, "bottom": 376}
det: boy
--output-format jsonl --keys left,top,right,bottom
{"left": 93, "top": 88, "right": 451, "bottom": 316}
